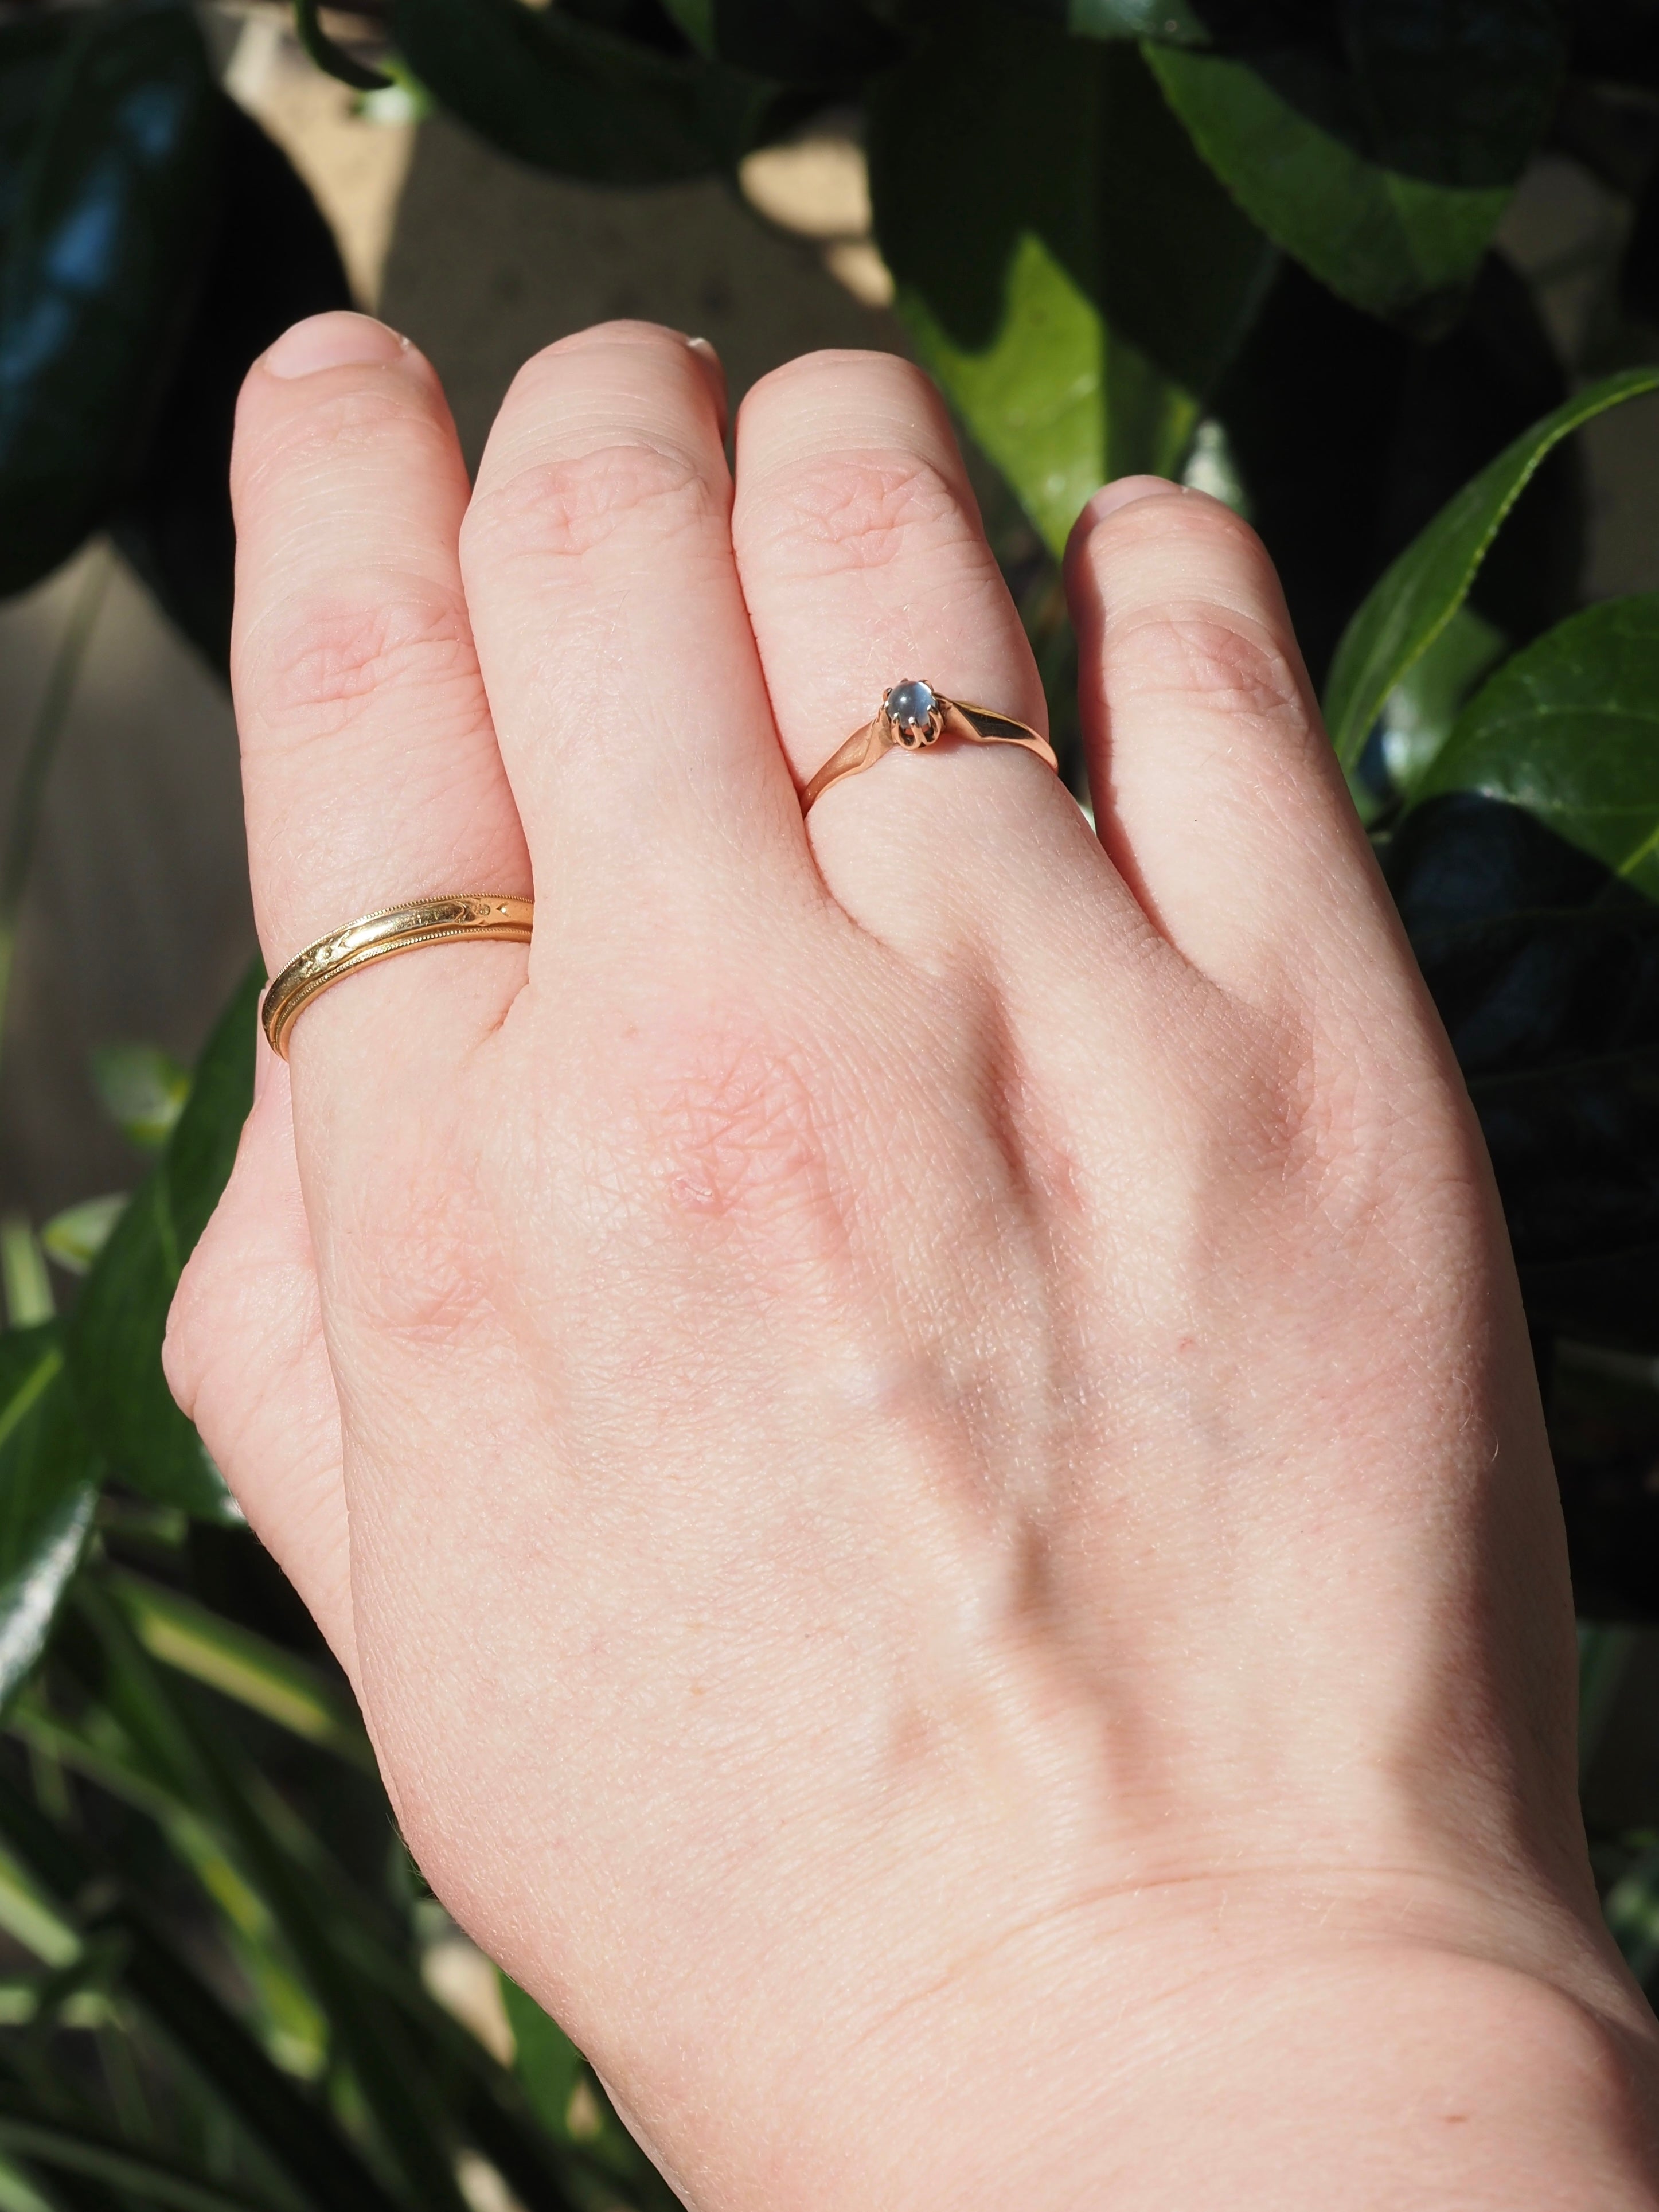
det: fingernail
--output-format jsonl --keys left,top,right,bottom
{"left": 1087, "top": 475, "right": 1184, "bottom": 521}
{"left": 264, "top": 312, "right": 408, "bottom": 380}
{"left": 685, "top": 335, "right": 729, "bottom": 434}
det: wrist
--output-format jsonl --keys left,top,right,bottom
{"left": 628, "top": 1881, "right": 1659, "bottom": 2212}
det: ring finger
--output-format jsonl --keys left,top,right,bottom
{"left": 731, "top": 349, "right": 1141, "bottom": 975}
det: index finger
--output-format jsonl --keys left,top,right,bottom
{"left": 232, "top": 311, "right": 530, "bottom": 1075}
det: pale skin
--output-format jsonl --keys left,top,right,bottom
{"left": 164, "top": 307, "right": 1659, "bottom": 2207}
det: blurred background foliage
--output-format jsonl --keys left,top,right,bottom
{"left": 4, "top": 0, "right": 1659, "bottom": 2203}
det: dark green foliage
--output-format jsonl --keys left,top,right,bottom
{"left": 389, "top": 0, "right": 781, "bottom": 181}
{"left": 868, "top": 11, "right": 1273, "bottom": 544}
{"left": 111, "top": 95, "right": 352, "bottom": 675}
{"left": 0, "top": 1, "right": 220, "bottom": 595}
{"left": 65, "top": 969, "right": 260, "bottom": 1524}
{"left": 0, "top": 1327, "right": 97, "bottom": 1711}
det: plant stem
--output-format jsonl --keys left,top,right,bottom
{"left": 0, "top": 543, "right": 114, "bottom": 1080}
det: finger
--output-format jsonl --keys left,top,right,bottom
{"left": 165, "top": 1053, "right": 357, "bottom": 1684}
{"left": 232, "top": 312, "right": 529, "bottom": 1072}
{"left": 1065, "top": 479, "right": 1393, "bottom": 998}
{"left": 459, "top": 322, "right": 808, "bottom": 923}
{"left": 730, "top": 350, "right": 1131, "bottom": 967}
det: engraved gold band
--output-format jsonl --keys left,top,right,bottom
{"left": 261, "top": 895, "right": 533, "bottom": 1058}
{"left": 802, "top": 678, "right": 1058, "bottom": 814}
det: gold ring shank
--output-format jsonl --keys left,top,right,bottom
{"left": 801, "top": 694, "right": 1057, "bottom": 814}
{"left": 261, "top": 895, "right": 533, "bottom": 1058}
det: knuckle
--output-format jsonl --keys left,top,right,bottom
{"left": 234, "top": 383, "right": 438, "bottom": 509}
{"left": 462, "top": 440, "right": 717, "bottom": 572}
{"left": 583, "top": 1008, "right": 852, "bottom": 1290}
{"left": 239, "top": 575, "right": 478, "bottom": 747}
{"left": 1109, "top": 603, "right": 1307, "bottom": 731}
{"left": 339, "top": 1157, "right": 498, "bottom": 1351}
{"left": 741, "top": 450, "right": 967, "bottom": 579}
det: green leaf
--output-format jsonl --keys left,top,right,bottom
{"left": 65, "top": 969, "right": 260, "bottom": 1523}
{"left": 73, "top": 1587, "right": 472, "bottom": 2212}
{"left": 0, "top": 0, "right": 222, "bottom": 594}
{"left": 104, "top": 1571, "right": 373, "bottom": 1769}
{"left": 114, "top": 96, "right": 353, "bottom": 678}
{"left": 0, "top": 1327, "right": 97, "bottom": 1716}
{"left": 39, "top": 1196, "right": 126, "bottom": 1279}
{"left": 1324, "top": 367, "right": 1659, "bottom": 773}
{"left": 389, "top": 0, "right": 778, "bottom": 182}
{"left": 868, "top": 11, "right": 1272, "bottom": 554}
{"left": 1145, "top": 0, "right": 1565, "bottom": 329}
{"left": 91, "top": 1044, "right": 188, "bottom": 1152}
{"left": 0, "top": 1772, "right": 405, "bottom": 2212}
{"left": 0, "top": 1222, "right": 49, "bottom": 1329}
{"left": 700, "top": 0, "right": 897, "bottom": 83}
{"left": 1370, "top": 603, "right": 1508, "bottom": 799}
{"left": 1410, "top": 598, "right": 1659, "bottom": 897}
{"left": 0, "top": 2101, "right": 282, "bottom": 2212}
{"left": 499, "top": 1978, "right": 585, "bottom": 2142}
{"left": 659, "top": 0, "right": 717, "bottom": 57}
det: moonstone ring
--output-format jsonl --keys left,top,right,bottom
{"left": 799, "top": 680, "right": 1059, "bottom": 814}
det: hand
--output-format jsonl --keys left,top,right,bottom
{"left": 168, "top": 310, "right": 1659, "bottom": 2209}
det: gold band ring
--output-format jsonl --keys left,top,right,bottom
{"left": 801, "top": 678, "right": 1058, "bottom": 814}
{"left": 261, "top": 894, "right": 533, "bottom": 1058}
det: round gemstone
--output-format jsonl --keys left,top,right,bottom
{"left": 886, "top": 678, "right": 936, "bottom": 735}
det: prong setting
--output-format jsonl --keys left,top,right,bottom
{"left": 883, "top": 678, "right": 943, "bottom": 750}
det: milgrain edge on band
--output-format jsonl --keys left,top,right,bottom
{"left": 260, "top": 894, "right": 534, "bottom": 1058}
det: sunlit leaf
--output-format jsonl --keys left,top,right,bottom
{"left": 1146, "top": 0, "right": 1565, "bottom": 327}
{"left": 1324, "top": 367, "right": 1659, "bottom": 773}
{"left": 1412, "top": 598, "right": 1659, "bottom": 896}
{"left": 106, "top": 1570, "right": 372, "bottom": 1769}
{"left": 869, "top": 10, "right": 1271, "bottom": 553}
{"left": 0, "top": 1772, "right": 405, "bottom": 2212}
{"left": 40, "top": 1195, "right": 127, "bottom": 1277}
{"left": 91, "top": 1044, "right": 189, "bottom": 1152}
{"left": 0, "top": 1327, "right": 97, "bottom": 1716}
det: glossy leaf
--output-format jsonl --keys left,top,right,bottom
{"left": 1212, "top": 250, "right": 1577, "bottom": 695}
{"left": 1412, "top": 597, "right": 1659, "bottom": 894}
{"left": 869, "top": 11, "right": 1272, "bottom": 552}
{"left": 113, "top": 96, "right": 352, "bottom": 677}
{"left": 1146, "top": 0, "right": 1565, "bottom": 327}
{"left": 106, "top": 1570, "right": 373, "bottom": 1769}
{"left": 0, "top": 0, "right": 221, "bottom": 595}
{"left": 0, "top": 1327, "right": 96, "bottom": 1715}
{"left": 66, "top": 969, "right": 260, "bottom": 1523}
{"left": 390, "top": 0, "right": 779, "bottom": 182}
{"left": 75, "top": 1586, "right": 472, "bottom": 2212}
{"left": 0, "top": 1773, "right": 405, "bottom": 2212}
{"left": 1324, "top": 366, "right": 1659, "bottom": 773}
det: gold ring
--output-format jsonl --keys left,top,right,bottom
{"left": 801, "top": 678, "right": 1058, "bottom": 814}
{"left": 261, "top": 894, "right": 533, "bottom": 1058}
